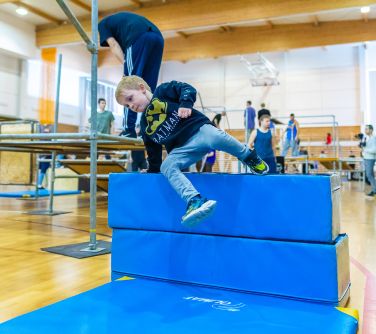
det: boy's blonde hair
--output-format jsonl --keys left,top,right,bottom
{"left": 115, "top": 75, "right": 151, "bottom": 103}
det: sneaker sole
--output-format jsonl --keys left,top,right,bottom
{"left": 248, "top": 163, "right": 269, "bottom": 175}
{"left": 181, "top": 200, "right": 217, "bottom": 227}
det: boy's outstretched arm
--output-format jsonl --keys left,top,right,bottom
{"left": 155, "top": 81, "right": 197, "bottom": 118}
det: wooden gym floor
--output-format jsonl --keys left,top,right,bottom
{"left": 0, "top": 181, "right": 375, "bottom": 333}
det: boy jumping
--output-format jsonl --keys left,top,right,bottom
{"left": 115, "top": 76, "right": 269, "bottom": 227}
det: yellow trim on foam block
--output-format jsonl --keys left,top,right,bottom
{"left": 336, "top": 307, "right": 359, "bottom": 320}
{"left": 117, "top": 276, "right": 135, "bottom": 281}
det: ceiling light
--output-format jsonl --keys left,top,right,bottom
{"left": 360, "top": 6, "right": 370, "bottom": 14}
{"left": 16, "top": 7, "right": 28, "bottom": 15}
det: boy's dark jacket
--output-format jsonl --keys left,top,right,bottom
{"left": 140, "top": 81, "right": 212, "bottom": 172}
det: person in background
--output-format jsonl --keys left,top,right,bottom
{"left": 244, "top": 100, "right": 256, "bottom": 140}
{"left": 37, "top": 125, "right": 52, "bottom": 189}
{"left": 348, "top": 150, "right": 357, "bottom": 181}
{"left": 131, "top": 124, "right": 148, "bottom": 172}
{"left": 257, "top": 104, "right": 275, "bottom": 135}
{"left": 202, "top": 150, "right": 216, "bottom": 172}
{"left": 326, "top": 133, "right": 332, "bottom": 145}
{"left": 362, "top": 124, "right": 376, "bottom": 197}
{"left": 298, "top": 146, "right": 311, "bottom": 174}
{"left": 319, "top": 150, "right": 327, "bottom": 158}
{"left": 212, "top": 111, "right": 227, "bottom": 129}
{"left": 281, "top": 113, "right": 299, "bottom": 157}
{"left": 99, "top": 12, "right": 164, "bottom": 138}
{"left": 248, "top": 114, "right": 277, "bottom": 174}
{"left": 89, "top": 98, "right": 115, "bottom": 135}
{"left": 89, "top": 98, "right": 115, "bottom": 160}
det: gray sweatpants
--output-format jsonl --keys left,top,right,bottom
{"left": 160, "top": 124, "right": 249, "bottom": 202}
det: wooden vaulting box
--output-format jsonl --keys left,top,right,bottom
{"left": 0, "top": 123, "right": 33, "bottom": 185}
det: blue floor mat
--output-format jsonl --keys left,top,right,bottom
{"left": 0, "top": 276, "right": 358, "bottom": 334}
{"left": 0, "top": 189, "right": 81, "bottom": 198}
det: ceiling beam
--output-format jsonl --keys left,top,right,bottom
{"left": 14, "top": 1, "right": 63, "bottom": 24}
{"left": 69, "top": 0, "right": 91, "bottom": 12}
{"left": 177, "top": 31, "right": 189, "bottom": 39}
{"left": 312, "top": 15, "right": 320, "bottom": 26}
{"left": 362, "top": 13, "right": 369, "bottom": 23}
{"left": 0, "top": 0, "right": 17, "bottom": 3}
{"left": 266, "top": 20, "right": 274, "bottom": 28}
{"left": 98, "top": 19, "right": 376, "bottom": 64}
{"left": 219, "top": 26, "right": 233, "bottom": 32}
{"left": 163, "top": 19, "right": 376, "bottom": 62}
{"left": 36, "top": 0, "right": 376, "bottom": 47}
{"left": 128, "top": 0, "right": 143, "bottom": 8}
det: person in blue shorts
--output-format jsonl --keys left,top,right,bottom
{"left": 248, "top": 114, "right": 277, "bottom": 174}
{"left": 282, "top": 113, "right": 300, "bottom": 157}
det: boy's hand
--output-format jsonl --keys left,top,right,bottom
{"left": 178, "top": 107, "right": 192, "bottom": 118}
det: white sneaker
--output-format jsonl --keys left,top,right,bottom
{"left": 181, "top": 198, "right": 217, "bottom": 227}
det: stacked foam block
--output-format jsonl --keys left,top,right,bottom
{"left": 109, "top": 173, "right": 350, "bottom": 306}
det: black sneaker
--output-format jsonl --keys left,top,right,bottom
{"left": 181, "top": 196, "right": 217, "bottom": 227}
{"left": 243, "top": 149, "right": 269, "bottom": 175}
{"left": 119, "top": 129, "right": 137, "bottom": 138}
{"left": 366, "top": 191, "right": 376, "bottom": 197}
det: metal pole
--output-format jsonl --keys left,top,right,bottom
{"left": 25, "top": 56, "right": 68, "bottom": 216}
{"left": 35, "top": 153, "right": 40, "bottom": 199}
{"left": 53, "top": 54, "right": 62, "bottom": 133}
{"left": 332, "top": 119, "right": 336, "bottom": 158}
{"left": 271, "top": 114, "right": 336, "bottom": 121}
{"left": 55, "top": 174, "right": 109, "bottom": 179}
{"left": 32, "top": 122, "right": 40, "bottom": 199}
{"left": 0, "top": 120, "right": 39, "bottom": 125}
{"left": 56, "top": 0, "right": 95, "bottom": 52}
{"left": 197, "top": 92, "right": 205, "bottom": 113}
{"left": 0, "top": 133, "right": 91, "bottom": 140}
{"left": 0, "top": 133, "right": 143, "bottom": 141}
{"left": 335, "top": 121, "right": 340, "bottom": 158}
{"left": 38, "top": 159, "right": 128, "bottom": 163}
{"left": 244, "top": 107, "right": 248, "bottom": 173}
{"left": 97, "top": 133, "right": 143, "bottom": 143}
{"left": 47, "top": 54, "right": 63, "bottom": 214}
{"left": 35, "top": 121, "right": 40, "bottom": 199}
{"left": 86, "top": 0, "right": 101, "bottom": 251}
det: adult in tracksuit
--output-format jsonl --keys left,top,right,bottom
{"left": 363, "top": 124, "right": 376, "bottom": 197}
{"left": 99, "top": 12, "right": 164, "bottom": 138}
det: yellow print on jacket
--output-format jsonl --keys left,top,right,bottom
{"left": 145, "top": 98, "right": 168, "bottom": 135}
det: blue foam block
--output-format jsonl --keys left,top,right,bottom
{"left": 0, "top": 277, "right": 358, "bottom": 334}
{"left": 108, "top": 173, "right": 340, "bottom": 242}
{"left": 111, "top": 229, "right": 350, "bottom": 305}
{"left": 0, "top": 189, "right": 81, "bottom": 198}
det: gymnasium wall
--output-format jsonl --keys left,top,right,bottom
{"left": 0, "top": 53, "right": 21, "bottom": 119}
{"left": 160, "top": 44, "right": 363, "bottom": 129}
{"left": 0, "top": 12, "right": 37, "bottom": 121}
{"left": 0, "top": 43, "right": 92, "bottom": 126}
{"left": 0, "top": 10, "right": 375, "bottom": 131}
{"left": 0, "top": 11, "right": 37, "bottom": 59}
